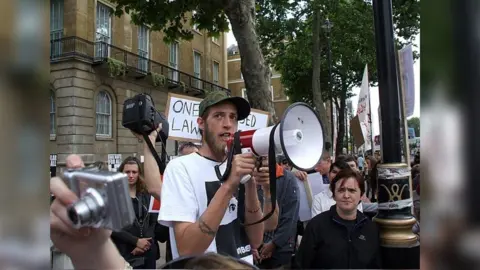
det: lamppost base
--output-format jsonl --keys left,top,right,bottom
{"left": 374, "top": 162, "right": 420, "bottom": 268}
{"left": 380, "top": 244, "right": 420, "bottom": 269}
{"left": 374, "top": 217, "right": 418, "bottom": 247}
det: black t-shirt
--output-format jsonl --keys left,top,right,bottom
{"left": 336, "top": 216, "right": 357, "bottom": 232}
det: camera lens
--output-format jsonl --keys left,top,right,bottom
{"left": 68, "top": 207, "right": 79, "bottom": 225}
{"left": 67, "top": 188, "right": 106, "bottom": 228}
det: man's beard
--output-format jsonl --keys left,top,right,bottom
{"left": 204, "top": 122, "right": 226, "bottom": 159}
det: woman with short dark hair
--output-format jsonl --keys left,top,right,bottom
{"left": 295, "top": 169, "right": 382, "bottom": 269}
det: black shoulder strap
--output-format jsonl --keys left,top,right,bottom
{"left": 242, "top": 124, "right": 278, "bottom": 226}
{"left": 143, "top": 134, "right": 166, "bottom": 175}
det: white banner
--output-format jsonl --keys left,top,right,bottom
{"left": 398, "top": 44, "right": 416, "bottom": 118}
{"left": 107, "top": 154, "right": 122, "bottom": 172}
{"left": 165, "top": 93, "right": 270, "bottom": 142}
{"left": 50, "top": 154, "right": 57, "bottom": 167}
{"left": 356, "top": 65, "right": 372, "bottom": 151}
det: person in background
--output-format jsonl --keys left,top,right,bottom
{"left": 364, "top": 157, "right": 378, "bottom": 202}
{"left": 277, "top": 155, "right": 292, "bottom": 171}
{"left": 341, "top": 155, "right": 358, "bottom": 171}
{"left": 311, "top": 160, "right": 362, "bottom": 218}
{"left": 178, "top": 142, "right": 199, "bottom": 156}
{"left": 314, "top": 151, "right": 332, "bottom": 184}
{"left": 257, "top": 158, "right": 300, "bottom": 269}
{"left": 111, "top": 156, "right": 159, "bottom": 269}
{"left": 295, "top": 169, "right": 382, "bottom": 269}
{"left": 357, "top": 154, "right": 365, "bottom": 171}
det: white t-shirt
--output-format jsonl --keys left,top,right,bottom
{"left": 158, "top": 153, "right": 253, "bottom": 264}
{"left": 311, "top": 188, "right": 363, "bottom": 218}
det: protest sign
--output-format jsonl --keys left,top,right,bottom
{"left": 165, "top": 93, "right": 270, "bottom": 142}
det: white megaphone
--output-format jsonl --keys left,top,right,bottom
{"left": 215, "top": 102, "right": 324, "bottom": 184}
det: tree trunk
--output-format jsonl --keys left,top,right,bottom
{"left": 311, "top": 7, "right": 332, "bottom": 148}
{"left": 225, "top": 0, "right": 277, "bottom": 123}
{"left": 335, "top": 86, "right": 347, "bottom": 157}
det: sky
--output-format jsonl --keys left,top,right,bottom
{"left": 226, "top": 31, "right": 420, "bottom": 137}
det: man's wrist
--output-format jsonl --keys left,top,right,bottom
{"left": 220, "top": 182, "right": 237, "bottom": 197}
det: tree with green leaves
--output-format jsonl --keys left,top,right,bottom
{"left": 110, "top": 0, "right": 277, "bottom": 120}
{"left": 407, "top": 117, "right": 420, "bottom": 137}
{"left": 257, "top": 0, "right": 420, "bottom": 155}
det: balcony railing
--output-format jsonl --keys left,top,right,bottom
{"left": 50, "top": 36, "right": 229, "bottom": 95}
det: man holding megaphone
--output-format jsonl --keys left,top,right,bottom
{"left": 157, "top": 90, "right": 266, "bottom": 264}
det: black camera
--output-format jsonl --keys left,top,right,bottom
{"left": 122, "top": 93, "right": 169, "bottom": 142}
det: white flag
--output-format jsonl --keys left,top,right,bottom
{"left": 356, "top": 65, "right": 372, "bottom": 151}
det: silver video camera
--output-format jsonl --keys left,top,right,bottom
{"left": 62, "top": 168, "right": 135, "bottom": 231}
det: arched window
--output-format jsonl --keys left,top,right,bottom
{"left": 95, "top": 91, "right": 112, "bottom": 137}
{"left": 50, "top": 90, "right": 56, "bottom": 135}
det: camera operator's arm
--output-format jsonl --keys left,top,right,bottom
{"left": 159, "top": 153, "right": 255, "bottom": 256}
{"left": 138, "top": 125, "right": 163, "bottom": 201}
{"left": 243, "top": 177, "right": 264, "bottom": 249}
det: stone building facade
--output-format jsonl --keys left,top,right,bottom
{"left": 226, "top": 45, "right": 290, "bottom": 118}
{"left": 49, "top": 0, "right": 228, "bottom": 167}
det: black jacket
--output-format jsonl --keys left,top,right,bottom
{"left": 294, "top": 205, "right": 382, "bottom": 269}
{"left": 111, "top": 192, "right": 158, "bottom": 262}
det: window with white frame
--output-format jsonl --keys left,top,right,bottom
{"left": 95, "top": 2, "right": 112, "bottom": 58}
{"left": 242, "top": 88, "right": 248, "bottom": 101}
{"left": 50, "top": 0, "right": 64, "bottom": 58}
{"left": 95, "top": 91, "right": 112, "bottom": 137}
{"left": 213, "top": 61, "right": 219, "bottom": 85}
{"left": 193, "top": 51, "right": 202, "bottom": 88}
{"left": 138, "top": 25, "right": 149, "bottom": 72}
{"left": 169, "top": 42, "right": 179, "bottom": 81}
{"left": 50, "top": 90, "right": 56, "bottom": 136}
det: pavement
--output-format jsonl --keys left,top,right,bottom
{"left": 156, "top": 241, "right": 167, "bottom": 268}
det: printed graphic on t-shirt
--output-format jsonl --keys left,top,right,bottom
{"left": 205, "top": 181, "right": 252, "bottom": 260}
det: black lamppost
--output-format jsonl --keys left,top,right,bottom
{"left": 372, "top": 0, "right": 420, "bottom": 268}
{"left": 322, "top": 18, "right": 334, "bottom": 155}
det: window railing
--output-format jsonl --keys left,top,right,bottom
{"left": 50, "top": 36, "right": 230, "bottom": 95}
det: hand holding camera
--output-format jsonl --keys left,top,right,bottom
{"left": 50, "top": 176, "right": 115, "bottom": 266}
{"left": 131, "top": 123, "right": 163, "bottom": 144}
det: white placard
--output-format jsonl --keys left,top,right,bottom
{"left": 297, "top": 172, "right": 330, "bottom": 222}
{"left": 50, "top": 154, "right": 57, "bottom": 167}
{"left": 165, "top": 93, "right": 270, "bottom": 142}
{"left": 107, "top": 154, "right": 122, "bottom": 172}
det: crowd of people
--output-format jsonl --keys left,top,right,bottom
{"left": 50, "top": 90, "right": 420, "bottom": 269}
